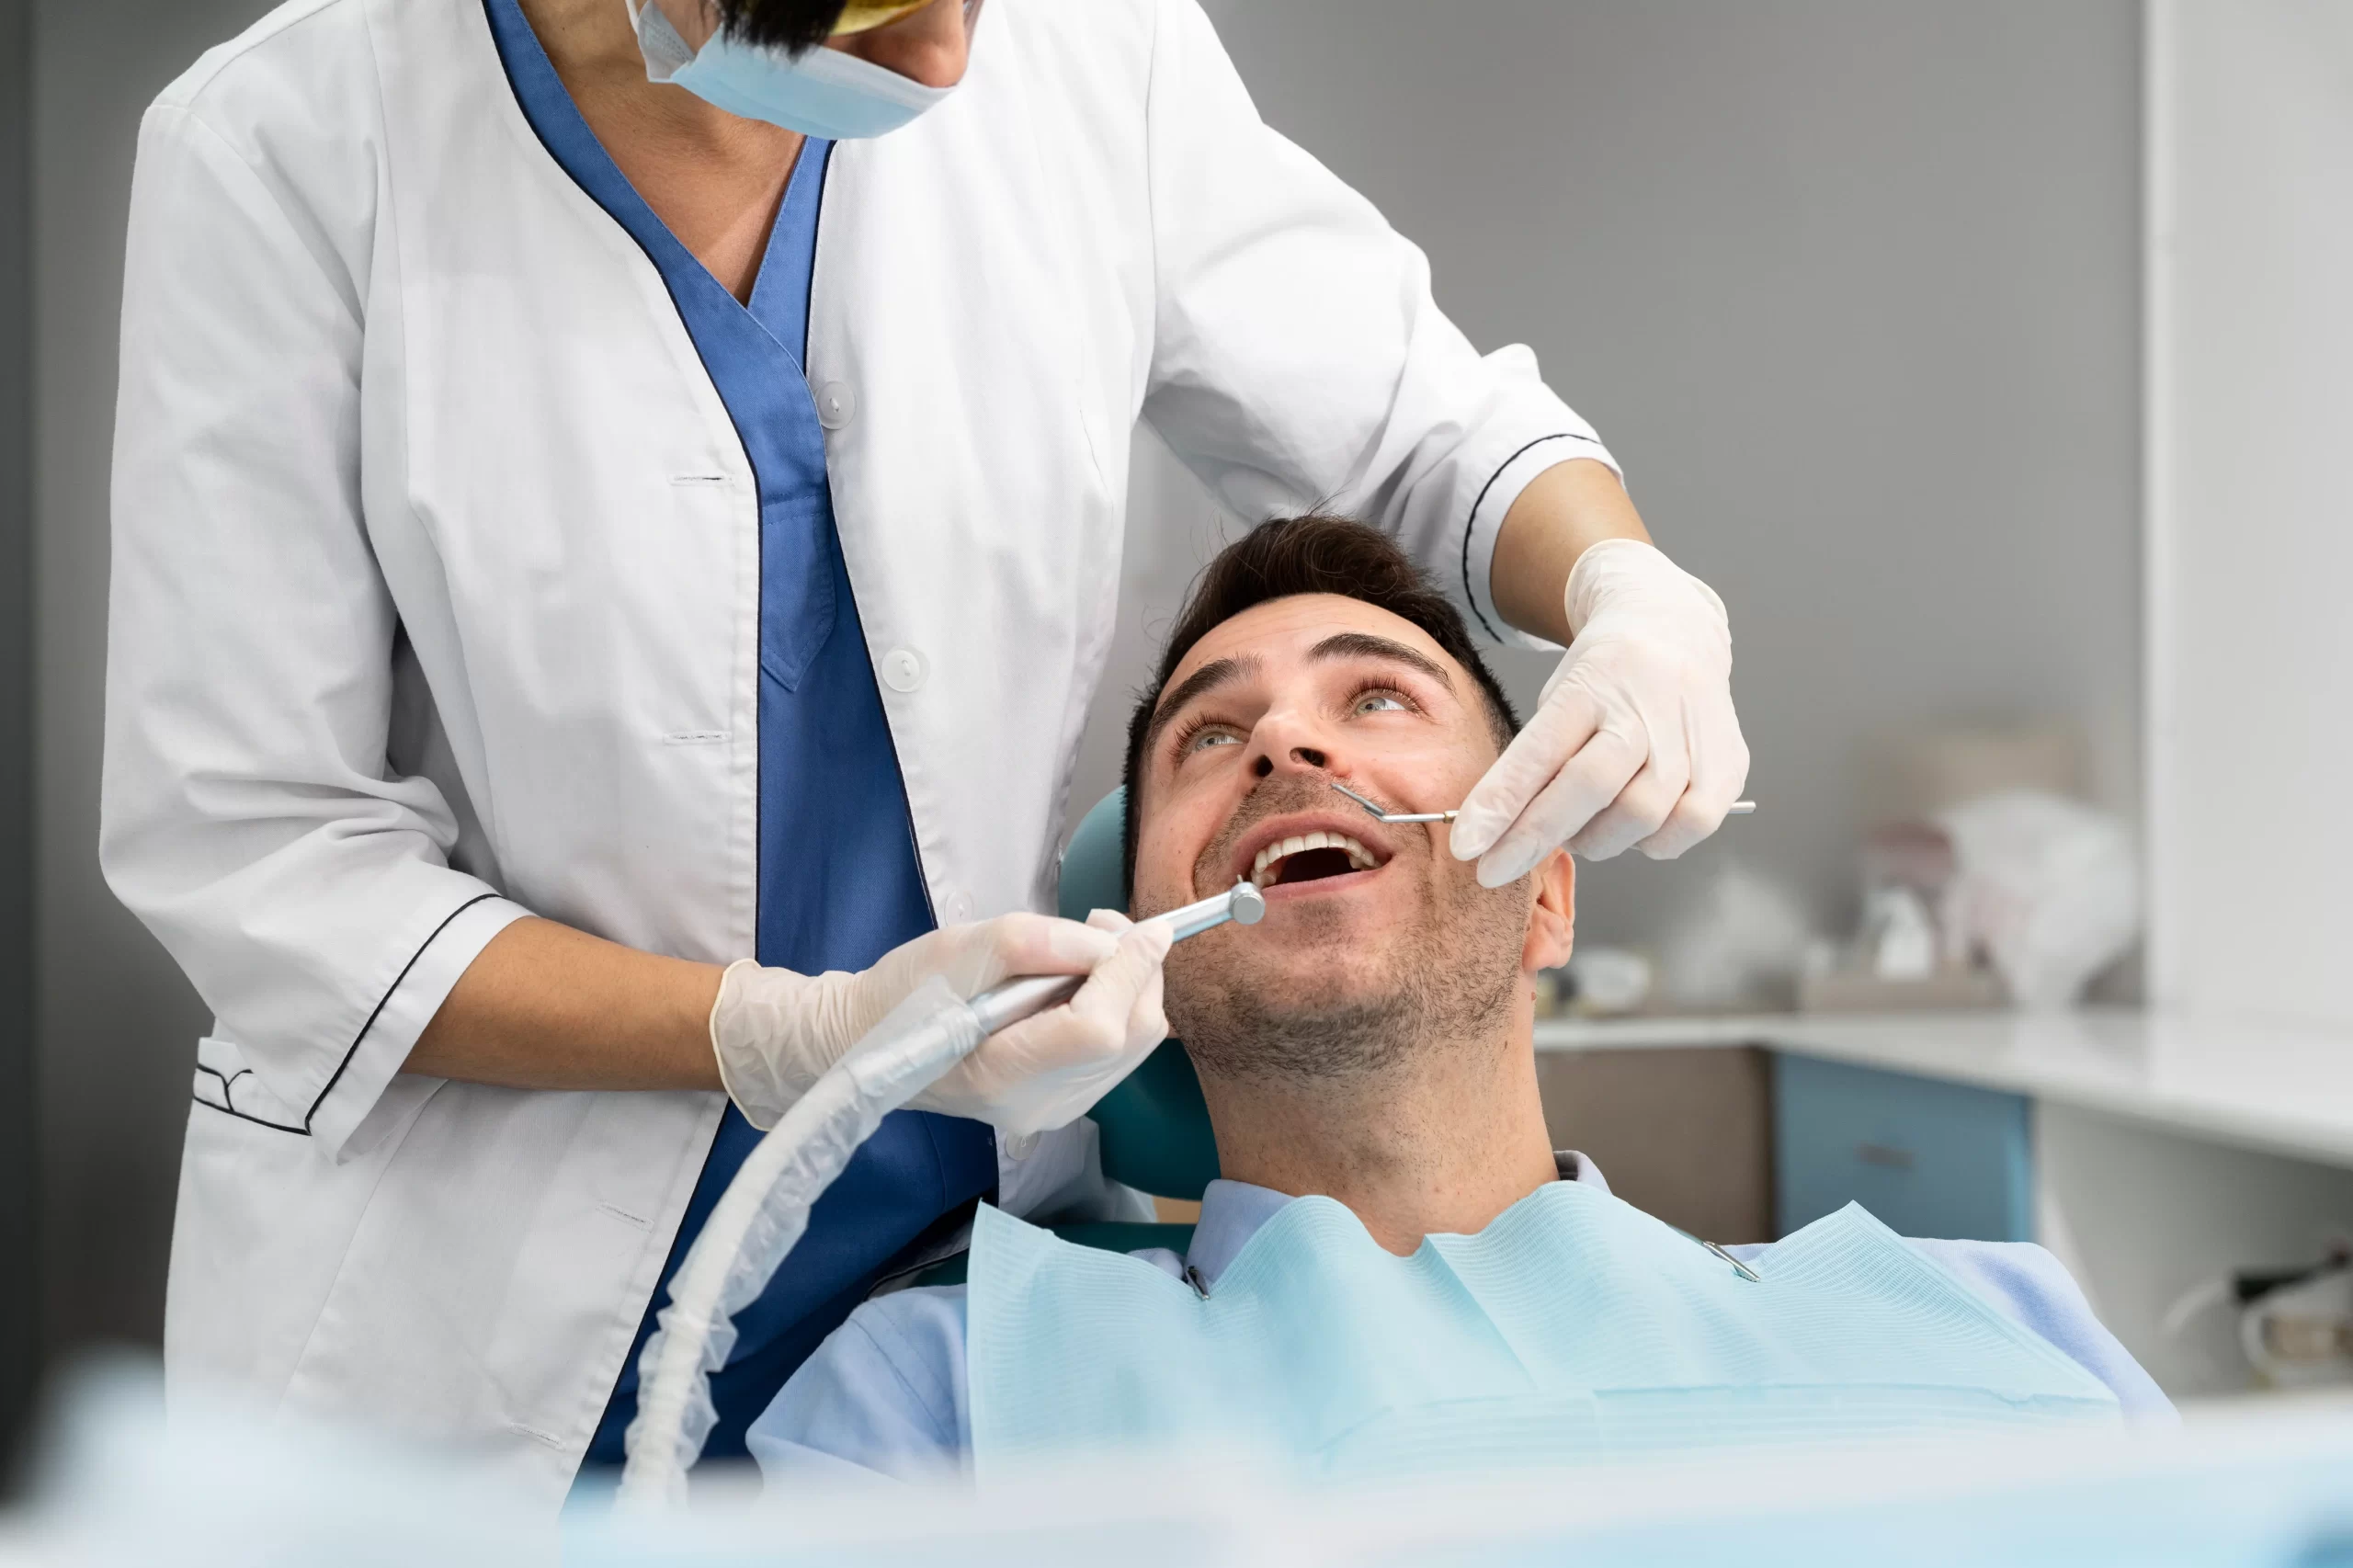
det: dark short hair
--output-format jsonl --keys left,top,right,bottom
{"left": 1120, "top": 516, "right": 1520, "bottom": 895}
{"left": 713, "top": 0, "right": 850, "bottom": 53}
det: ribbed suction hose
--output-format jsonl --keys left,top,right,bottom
{"left": 615, "top": 881, "right": 1261, "bottom": 1509}
{"left": 617, "top": 977, "right": 985, "bottom": 1510}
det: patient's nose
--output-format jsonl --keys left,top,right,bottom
{"left": 1249, "top": 697, "right": 1347, "bottom": 783}
{"left": 1251, "top": 745, "right": 1327, "bottom": 778}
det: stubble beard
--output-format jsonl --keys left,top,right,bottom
{"left": 1166, "top": 846, "right": 1530, "bottom": 1087}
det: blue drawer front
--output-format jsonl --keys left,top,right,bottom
{"left": 1772, "top": 1053, "right": 2033, "bottom": 1242}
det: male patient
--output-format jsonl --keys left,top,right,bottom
{"left": 749, "top": 516, "right": 2166, "bottom": 1483}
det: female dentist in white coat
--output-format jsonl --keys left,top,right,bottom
{"left": 101, "top": 0, "right": 1750, "bottom": 1504}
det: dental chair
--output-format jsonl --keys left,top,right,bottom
{"left": 915, "top": 790, "right": 1218, "bottom": 1284}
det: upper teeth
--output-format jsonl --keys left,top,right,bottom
{"left": 1250, "top": 832, "right": 1380, "bottom": 888}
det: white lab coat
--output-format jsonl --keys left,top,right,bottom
{"left": 101, "top": 0, "right": 1612, "bottom": 1504}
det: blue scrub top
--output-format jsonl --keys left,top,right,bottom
{"left": 483, "top": 0, "right": 999, "bottom": 1470}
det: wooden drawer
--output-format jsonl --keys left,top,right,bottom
{"left": 1537, "top": 1046, "right": 1773, "bottom": 1244}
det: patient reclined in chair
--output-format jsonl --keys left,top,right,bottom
{"left": 749, "top": 517, "right": 2167, "bottom": 1484}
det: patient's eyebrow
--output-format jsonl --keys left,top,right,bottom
{"left": 1307, "top": 632, "right": 1456, "bottom": 693}
{"left": 1144, "top": 654, "right": 1260, "bottom": 754}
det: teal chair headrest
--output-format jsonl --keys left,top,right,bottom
{"left": 1058, "top": 789, "right": 1221, "bottom": 1201}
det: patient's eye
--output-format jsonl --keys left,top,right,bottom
{"left": 1351, "top": 687, "right": 1414, "bottom": 717}
{"left": 1174, "top": 719, "right": 1242, "bottom": 758}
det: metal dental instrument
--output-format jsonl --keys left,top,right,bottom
{"left": 1700, "top": 1236, "right": 1764, "bottom": 1283}
{"left": 965, "top": 879, "right": 1267, "bottom": 1036}
{"left": 1331, "top": 781, "right": 1457, "bottom": 823}
{"left": 1332, "top": 780, "right": 1756, "bottom": 824}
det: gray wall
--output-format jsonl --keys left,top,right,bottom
{"left": 32, "top": 0, "right": 270, "bottom": 1365}
{"left": 3, "top": 0, "right": 40, "bottom": 1468}
{"left": 28, "top": 0, "right": 2142, "bottom": 1365}
{"left": 1076, "top": 0, "right": 2145, "bottom": 960}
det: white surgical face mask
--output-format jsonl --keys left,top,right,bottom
{"left": 626, "top": 0, "right": 957, "bottom": 140}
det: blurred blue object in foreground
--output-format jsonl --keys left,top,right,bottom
{"left": 17, "top": 1357, "right": 549, "bottom": 1567}
{"left": 9, "top": 1358, "right": 2352, "bottom": 1567}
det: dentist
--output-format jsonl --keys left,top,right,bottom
{"left": 101, "top": 0, "right": 1748, "bottom": 1502}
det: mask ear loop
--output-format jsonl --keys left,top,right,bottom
{"left": 625, "top": 0, "right": 699, "bottom": 79}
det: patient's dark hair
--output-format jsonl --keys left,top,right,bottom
{"left": 713, "top": 0, "right": 850, "bottom": 52}
{"left": 1120, "top": 516, "right": 1519, "bottom": 896}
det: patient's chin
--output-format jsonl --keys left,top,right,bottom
{"left": 1167, "top": 920, "right": 1396, "bottom": 1021}
{"left": 1214, "top": 959, "right": 1394, "bottom": 1026}
{"left": 1171, "top": 978, "right": 1420, "bottom": 1084}
{"left": 1167, "top": 939, "right": 1475, "bottom": 1085}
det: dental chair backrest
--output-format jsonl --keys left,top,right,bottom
{"left": 1058, "top": 789, "right": 1221, "bottom": 1202}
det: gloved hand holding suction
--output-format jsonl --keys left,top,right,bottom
{"left": 710, "top": 912, "right": 1170, "bottom": 1136}
{"left": 1450, "top": 539, "right": 1750, "bottom": 881}
{"left": 910, "top": 912, "right": 1173, "bottom": 1140}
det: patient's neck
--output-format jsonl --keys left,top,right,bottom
{"left": 1193, "top": 990, "right": 1559, "bottom": 1256}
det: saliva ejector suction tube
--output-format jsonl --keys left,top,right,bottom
{"left": 619, "top": 881, "right": 1266, "bottom": 1508}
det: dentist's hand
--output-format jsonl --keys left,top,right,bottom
{"left": 908, "top": 912, "right": 1172, "bottom": 1141}
{"left": 1451, "top": 539, "right": 1748, "bottom": 882}
{"left": 710, "top": 911, "right": 1169, "bottom": 1135}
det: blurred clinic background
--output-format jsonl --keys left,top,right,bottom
{"left": 4, "top": 0, "right": 2352, "bottom": 1468}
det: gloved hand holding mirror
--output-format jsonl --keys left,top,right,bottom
{"left": 1452, "top": 538, "right": 1751, "bottom": 882}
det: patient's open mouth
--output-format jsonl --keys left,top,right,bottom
{"left": 1250, "top": 832, "right": 1382, "bottom": 890}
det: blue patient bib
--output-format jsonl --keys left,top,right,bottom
{"left": 967, "top": 1182, "right": 2120, "bottom": 1482}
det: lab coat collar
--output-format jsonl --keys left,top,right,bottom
{"left": 1186, "top": 1150, "right": 1610, "bottom": 1288}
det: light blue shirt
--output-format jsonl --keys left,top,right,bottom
{"left": 746, "top": 1155, "right": 2173, "bottom": 1483}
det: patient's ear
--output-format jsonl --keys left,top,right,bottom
{"left": 1520, "top": 847, "right": 1575, "bottom": 973}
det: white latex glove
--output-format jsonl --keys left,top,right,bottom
{"left": 912, "top": 911, "right": 1171, "bottom": 1144}
{"left": 710, "top": 911, "right": 1170, "bottom": 1138}
{"left": 1450, "top": 539, "right": 1748, "bottom": 882}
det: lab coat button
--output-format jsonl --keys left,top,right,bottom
{"left": 881, "top": 647, "right": 926, "bottom": 693}
{"left": 813, "top": 381, "right": 856, "bottom": 429}
{"left": 945, "top": 892, "right": 973, "bottom": 923}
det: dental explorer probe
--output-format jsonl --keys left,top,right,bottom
{"left": 965, "top": 879, "right": 1267, "bottom": 1038}
{"left": 1333, "top": 780, "right": 1756, "bottom": 824}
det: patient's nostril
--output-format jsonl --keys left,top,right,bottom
{"left": 1292, "top": 746, "right": 1326, "bottom": 768}
{"left": 1252, "top": 756, "right": 1274, "bottom": 778}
